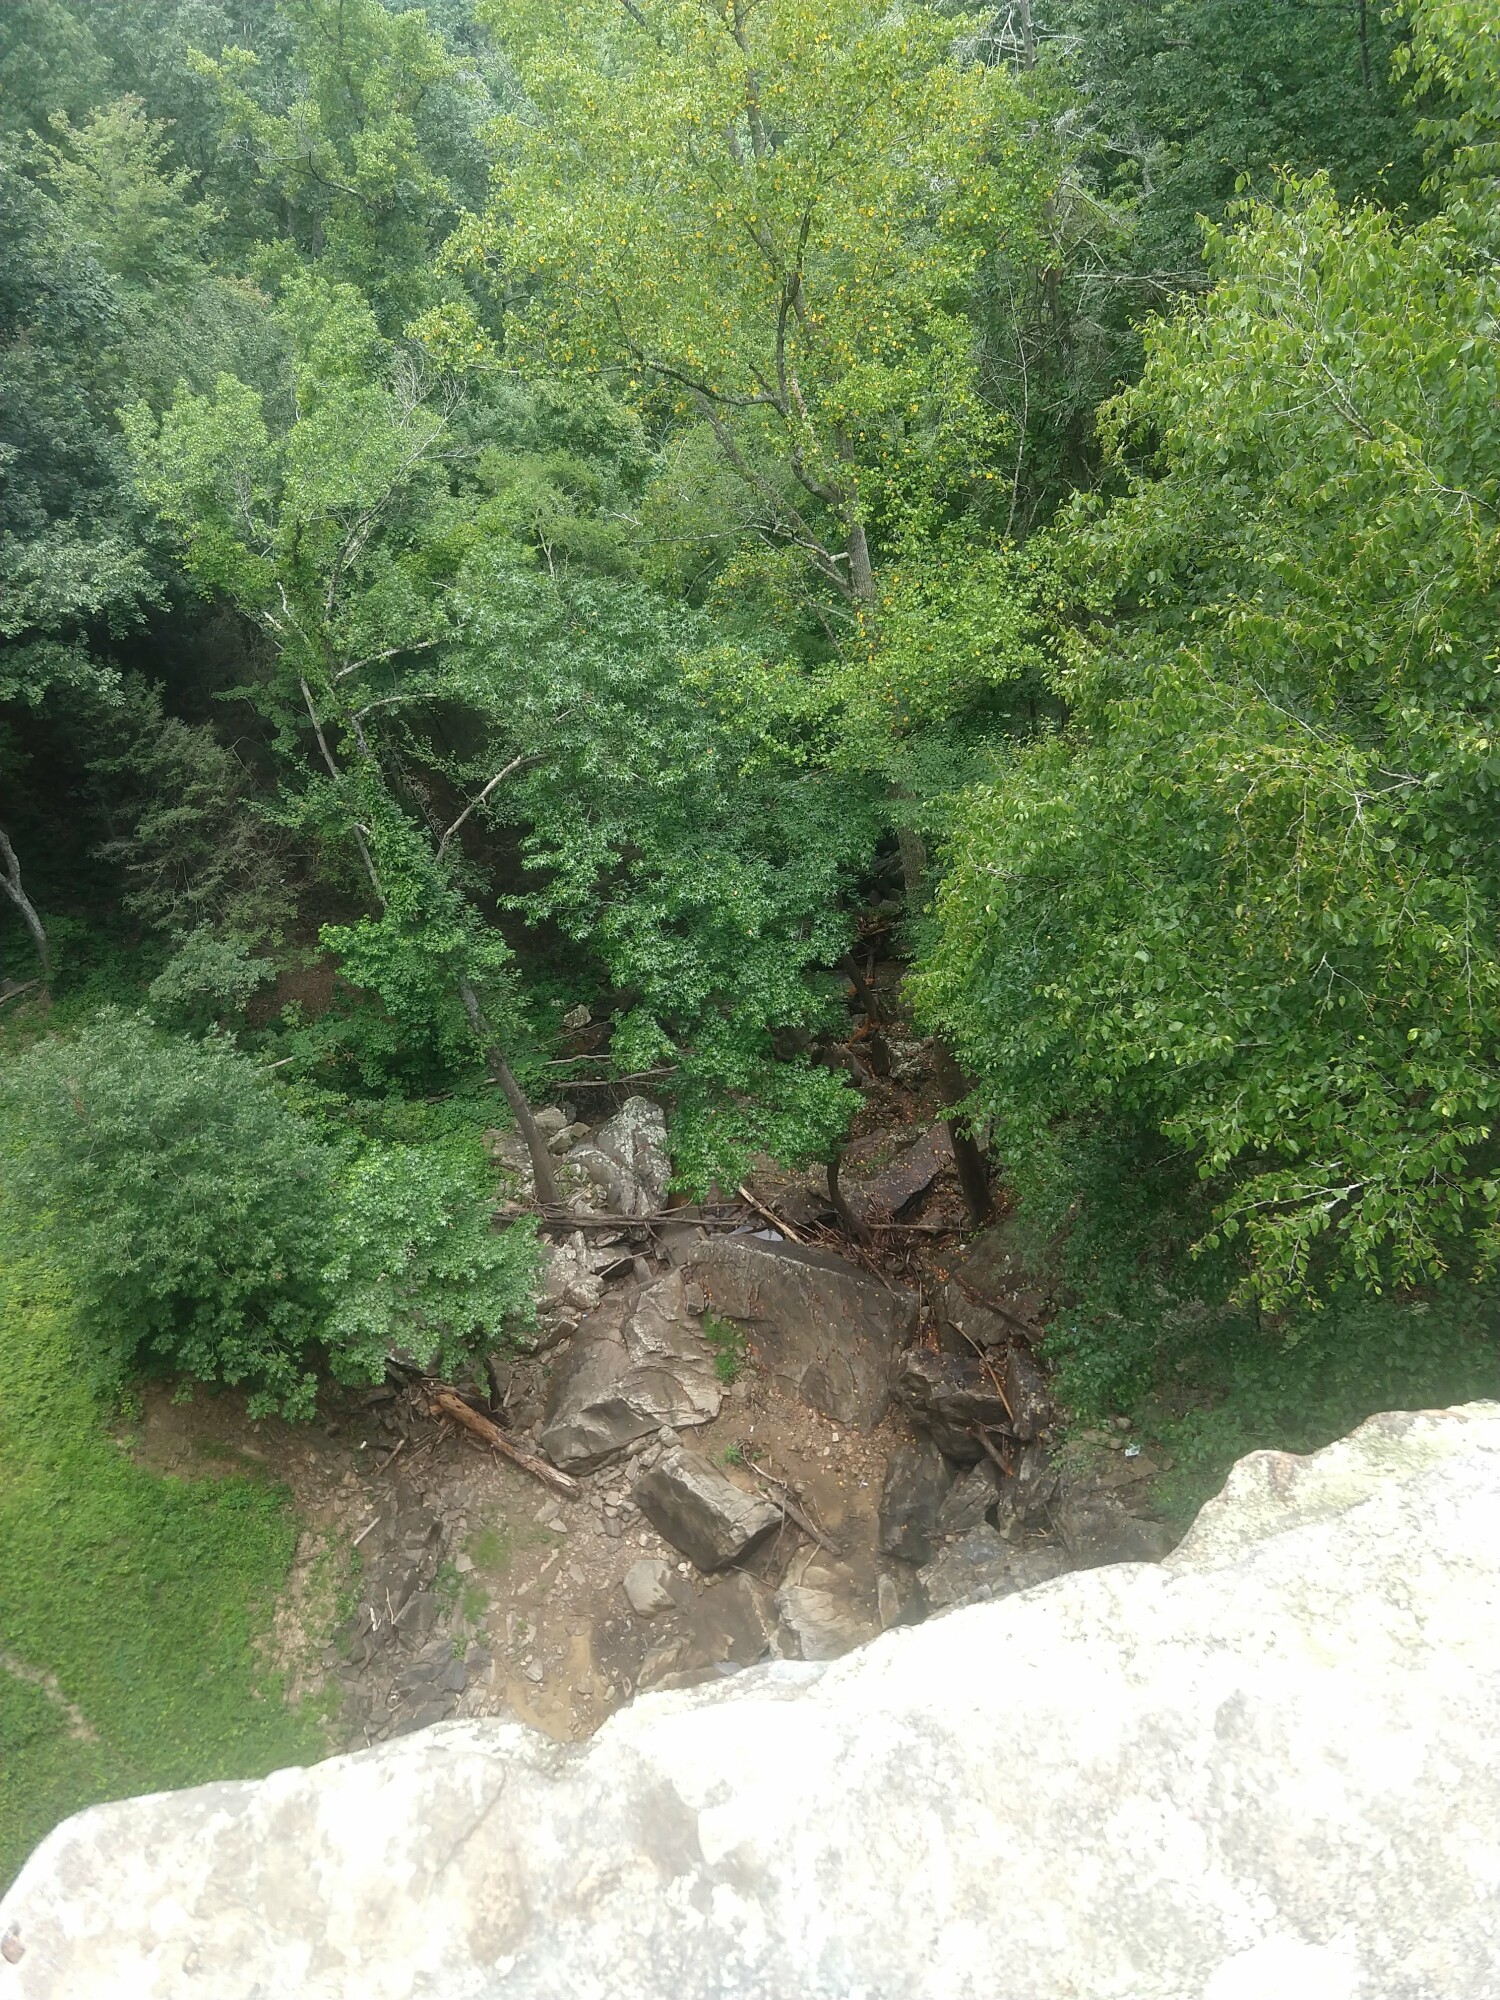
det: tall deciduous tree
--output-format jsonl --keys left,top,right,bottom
{"left": 123, "top": 274, "right": 566, "bottom": 1201}
{"left": 461, "top": 0, "right": 1048, "bottom": 619}
{"left": 919, "top": 164, "right": 1500, "bottom": 1311}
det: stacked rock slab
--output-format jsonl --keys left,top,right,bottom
{"left": 11, "top": 1406, "right": 1500, "bottom": 1997}
{"left": 538, "top": 1270, "right": 722, "bottom": 1470}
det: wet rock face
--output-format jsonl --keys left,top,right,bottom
{"left": 10, "top": 1405, "right": 1500, "bottom": 2000}
{"left": 688, "top": 1235, "right": 918, "bottom": 1430}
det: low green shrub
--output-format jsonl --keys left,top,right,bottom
{"left": 0, "top": 1010, "right": 538, "bottom": 1416}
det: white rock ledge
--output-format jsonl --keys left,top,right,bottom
{"left": 6, "top": 1403, "right": 1500, "bottom": 2000}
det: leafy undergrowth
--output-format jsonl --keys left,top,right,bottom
{"left": 1127, "top": 1292, "right": 1500, "bottom": 1528}
{"left": 0, "top": 1268, "right": 326, "bottom": 1890}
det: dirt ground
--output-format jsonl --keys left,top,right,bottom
{"left": 133, "top": 1255, "right": 935, "bottom": 1750}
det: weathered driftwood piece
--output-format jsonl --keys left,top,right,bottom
{"left": 429, "top": 1388, "right": 580, "bottom": 1499}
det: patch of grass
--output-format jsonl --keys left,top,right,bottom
{"left": 0, "top": 1266, "right": 324, "bottom": 1890}
{"left": 461, "top": 1583, "right": 489, "bottom": 1624}
{"left": 702, "top": 1311, "right": 749, "bottom": 1386}
{"left": 720, "top": 1443, "right": 744, "bottom": 1466}
{"left": 468, "top": 1525, "right": 511, "bottom": 1575}
{"left": 192, "top": 1436, "right": 238, "bottom": 1463}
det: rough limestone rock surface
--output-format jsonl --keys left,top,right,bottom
{"left": 688, "top": 1235, "right": 917, "bottom": 1429}
{"left": 565, "top": 1095, "right": 672, "bottom": 1218}
{"left": 7, "top": 1405, "right": 1500, "bottom": 2000}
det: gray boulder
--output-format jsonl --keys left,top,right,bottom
{"left": 688, "top": 1235, "right": 917, "bottom": 1429}
{"left": 10, "top": 1406, "right": 1500, "bottom": 1999}
{"left": 1052, "top": 1441, "right": 1178, "bottom": 1566}
{"left": 918, "top": 1525, "right": 1069, "bottom": 1611}
{"left": 933, "top": 1278, "right": 1014, "bottom": 1355}
{"left": 538, "top": 1270, "right": 721, "bottom": 1471}
{"left": 893, "top": 1347, "right": 1012, "bottom": 1461}
{"left": 631, "top": 1446, "right": 782, "bottom": 1572}
{"left": 934, "top": 1460, "right": 1000, "bottom": 1539}
{"left": 566, "top": 1095, "right": 672, "bottom": 1217}
{"left": 878, "top": 1439, "right": 955, "bottom": 1565}
{"left": 620, "top": 1559, "right": 675, "bottom": 1618}
{"left": 775, "top": 1587, "right": 876, "bottom": 1662}
{"left": 992, "top": 1440, "right": 1061, "bottom": 1540}
{"left": 1001, "top": 1342, "right": 1055, "bottom": 1441}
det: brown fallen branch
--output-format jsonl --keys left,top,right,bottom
{"left": 736, "top": 1184, "right": 807, "bottom": 1244}
{"left": 530, "top": 1203, "right": 963, "bottom": 1239}
{"left": 428, "top": 1388, "right": 579, "bottom": 1500}
{"left": 975, "top": 1425, "right": 1015, "bottom": 1478}
{"left": 743, "top": 1453, "right": 844, "bottom": 1557}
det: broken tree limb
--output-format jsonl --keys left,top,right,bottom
{"left": 429, "top": 1388, "right": 579, "bottom": 1499}
{"left": 743, "top": 1454, "right": 844, "bottom": 1557}
{"left": 736, "top": 1184, "right": 807, "bottom": 1244}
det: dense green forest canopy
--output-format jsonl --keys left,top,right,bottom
{"left": 1, "top": 0, "right": 1497, "bottom": 1434}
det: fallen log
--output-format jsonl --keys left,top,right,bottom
{"left": 428, "top": 1388, "right": 580, "bottom": 1500}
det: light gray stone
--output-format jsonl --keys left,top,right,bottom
{"left": 687, "top": 1235, "right": 917, "bottom": 1429}
{"left": 567, "top": 1095, "right": 671, "bottom": 1217}
{"left": 8, "top": 1406, "right": 1500, "bottom": 2000}
{"left": 620, "top": 1558, "right": 675, "bottom": 1618}
{"left": 538, "top": 1271, "right": 721, "bottom": 1471}
{"left": 631, "top": 1446, "right": 781, "bottom": 1572}
{"left": 774, "top": 1562, "right": 877, "bottom": 1662}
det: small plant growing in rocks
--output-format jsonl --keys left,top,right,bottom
{"left": 702, "top": 1313, "right": 749, "bottom": 1385}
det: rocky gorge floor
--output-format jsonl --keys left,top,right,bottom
{"left": 133, "top": 1036, "right": 1178, "bottom": 1752}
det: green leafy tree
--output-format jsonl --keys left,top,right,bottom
{"left": 446, "top": 556, "right": 875, "bottom": 1187}
{"left": 322, "top": 1136, "right": 537, "bottom": 1386}
{"left": 1049, "top": 0, "right": 1426, "bottom": 278}
{"left": 123, "top": 273, "right": 569, "bottom": 1196}
{"left": 465, "top": 0, "right": 1049, "bottom": 619}
{"left": 0, "top": 1010, "right": 336, "bottom": 1414}
{"left": 126, "top": 263, "right": 879, "bottom": 1190}
{"left": 0, "top": 1010, "right": 537, "bottom": 1414}
{"left": 919, "top": 166, "right": 1500, "bottom": 1314}
{"left": 191, "top": 0, "right": 492, "bottom": 326}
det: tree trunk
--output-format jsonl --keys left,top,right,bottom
{"left": 933, "top": 1042, "right": 994, "bottom": 1229}
{"left": 299, "top": 676, "right": 559, "bottom": 1210}
{"left": 1016, "top": 0, "right": 1036, "bottom": 70}
{"left": 896, "top": 824, "right": 929, "bottom": 904}
{"left": 0, "top": 822, "right": 50, "bottom": 988}
{"left": 827, "top": 1148, "right": 872, "bottom": 1244}
{"left": 457, "top": 975, "right": 561, "bottom": 1208}
{"left": 846, "top": 517, "right": 876, "bottom": 605}
{"left": 1356, "top": 0, "right": 1372, "bottom": 95}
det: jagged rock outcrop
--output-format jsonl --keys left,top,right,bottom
{"left": 538, "top": 1271, "right": 721, "bottom": 1470}
{"left": 7, "top": 1405, "right": 1500, "bottom": 1999}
